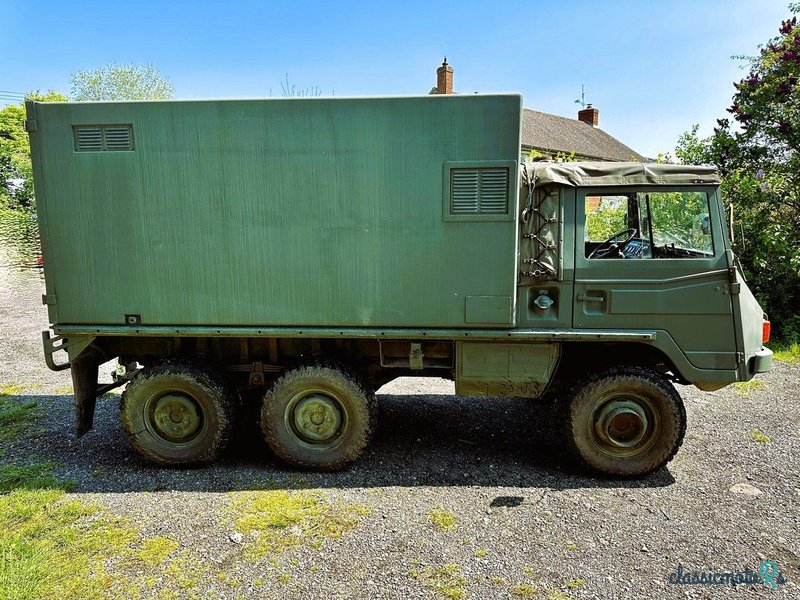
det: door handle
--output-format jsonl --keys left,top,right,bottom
{"left": 577, "top": 293, "right": 605, "bottom": 303}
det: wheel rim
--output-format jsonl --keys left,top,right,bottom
{"left": 588, "top": 394, "right": 658, "bottom": 457}
{"left": 145, "top": 391, "right": 205, "bottom": 445}
{"left": 285, "top": 389, "right": 348, "bottom": 450}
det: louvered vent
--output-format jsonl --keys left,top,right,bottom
{"left": 73, "top": 124, "right": 134, "bottom": 152}
{"left": 450, "top": 167, "right": 508, "bottom": 215}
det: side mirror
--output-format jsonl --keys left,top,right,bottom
{"left": 699, "top": 213, "right": 710, "bottom": 236}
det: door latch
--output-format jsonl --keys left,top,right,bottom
{"left": 577, "top": 293, "right": 605, "bottom": 303}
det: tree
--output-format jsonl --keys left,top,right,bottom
{"left": 0, "top": 91, "right": 67, "bottom": 212}
{"left": 676, "top": 6, "right": 800, "bottom": 341}
{"left": 70, "top": 62, "right": 173, "bottom": 101}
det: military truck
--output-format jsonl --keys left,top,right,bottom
{"left": 26, "top": 94, "right": 772, "bottom": 477}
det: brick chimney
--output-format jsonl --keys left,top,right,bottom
{"left": 436, "top": 58, "right": 454, "bottom": 94}
{"left": 578, "top": 104, "right": 599, "bottom": 126}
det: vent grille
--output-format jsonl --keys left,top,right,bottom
{"left": 451, "top": 169, "right": 480, "bottom": 214}
{"left": 450, "top": 167, "right": 508, "bottom": 215}
{"left": 73, "top": 124, "right": 134, "bottom": 152}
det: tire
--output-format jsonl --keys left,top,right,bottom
{"left": 563, "top": 366, "right": 686, "bottom": 478}
{"left": 120, "top": 362, "right": 235, "bottom": 466}
{"left": 261, "top": 363, "right": 376, "bottom": 470}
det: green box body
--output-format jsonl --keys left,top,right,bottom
{"left": 28, "top": 95, "right": 521, "bottom": 329}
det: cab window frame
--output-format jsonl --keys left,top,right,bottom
{"left": 579, "top": 185, "right": 718, "bottom": 263}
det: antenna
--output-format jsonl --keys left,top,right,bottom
{"left": 574, "top": 85, "right": 587, "bottom": 108}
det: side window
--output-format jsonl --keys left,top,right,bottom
{"left": 584, "top": 191, "right": 713, "bottom": 259}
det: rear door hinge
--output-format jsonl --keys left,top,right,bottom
{"left": 25, "top": 119, "right": 37, "bottom": 132}
{"left": 42, "top": 294, "right": 56, "bottom": 305}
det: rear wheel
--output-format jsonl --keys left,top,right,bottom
{"left": 261, "top": 364, "right": 376, "bottom": 470}
{"left": 563, "top": 366, "right": 686, "bottom": 478}
{"left": 120, "top": 362, "right": 235, "bottom": 466}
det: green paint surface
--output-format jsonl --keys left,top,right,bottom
{"left": 29, "top": 95, "right": 521, "bottom": 328}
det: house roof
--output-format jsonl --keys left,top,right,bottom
{"left": 521, "top": 108, "right": 646, "bottom": 162}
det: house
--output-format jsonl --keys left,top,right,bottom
{"left": 430, "top": 60, "right": 646, "bottom": 162}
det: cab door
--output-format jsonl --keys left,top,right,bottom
{"left": 573, "top": 186, "right": 737, "bottom": 370}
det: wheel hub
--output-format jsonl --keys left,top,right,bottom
{"left": 292, "top": 394, "right": 342, "bottom": 442}
{"left": 594, "top": 399, "right": 648, "bottom": 448}
{"left": 152, "top": 394, "right": 202, "bottom": 442}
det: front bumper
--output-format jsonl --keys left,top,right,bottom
{"left": 752, "top": 346, "right": 773, "bottom": 374}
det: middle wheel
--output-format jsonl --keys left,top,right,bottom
{"left": 260, "top": 364, "right": 376, "bottom": 470}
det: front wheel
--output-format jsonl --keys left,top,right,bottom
{"left": 261, "top": 364, "right": 376, "bottom": 470}
{"left": 563, "top": 366, "right": 686, "bottom": 478}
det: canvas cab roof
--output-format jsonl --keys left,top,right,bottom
{"left": 522, "top": 161, "right": 720, "bottom": 187}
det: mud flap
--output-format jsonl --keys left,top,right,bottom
{"left": 71, "top": 349, "right": 101, "bottom": 438}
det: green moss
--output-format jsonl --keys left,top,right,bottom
{"left": 751, "top": 429, "right": 771, "bottom": 444}
{"left": 546, "top": 589, "right": 572, "bottom": 600}
{"left": 567, "top": 578, "right": 585, "bottom": 589}
{"left": 773, "top": 342, "right": 800, "bottom": 363}
{"left": 733, "top": 380, "right": 764, "bottom": 396}
{"left": 137, "top": 536, "right": 179, "bottom": 566}
{"left": 473, "top": 548, "right": 487, "bottom": 558}
{"left": 489, "top": 576, "right": 507, "bottom": 586}
{"left": 428, "top": 508, "right": 459, "bottom": 532}
{"left": 226, "top": 489, "right": 368, "bottom": 560}
{"left": 0, "top": 382, "right": 26, "bottom": 396}
{"left": 410, "top": 562, "right": 466, "bottom": 599}
{"left": 512, "top": 583, "right": 538, "bottom": 597}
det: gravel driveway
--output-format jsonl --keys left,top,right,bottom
{"left": 1, "top": 258, "right": 798, "bottom": 599}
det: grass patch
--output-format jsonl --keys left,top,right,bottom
{"left": 0, "top": 461, "right": 207, "bottom": 599}
{"left": 473, "top": 548, "right": 487, "bottom": 558}
{"left": 732, "top": 380, "right": 765, "bottom": 397}
{"left": 0, "top": 462, "right": 136, "bottom": 599}
{"left": 773, "top": 342, "right": 800, "bottom": 363}
{"left": 409, "top": 562, "right": 466, "bottom": 599}
{"left": 489, "top": 576, "right": 507, "bottom": 586}
{"left": 0, "top": 462, "right": 63, "bottom": 493}
{"left": 226, "top": 489, "right": 369, "bottom": 560}
{"left": 428, "top": 508, "right": 459, "bottom": 532}
{"left": 751, "top": 429, "right": 771, "bottom": 444}
{"left": 567, "top": 578, "right": 585, "bottom": 589}
{"left": 54, "top": 385, "right": 74, "bottom": 395}
{"left": 0, "top": 396, "right": 42, "bottom": 450}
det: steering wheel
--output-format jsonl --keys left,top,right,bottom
{"left": 588, "top": 228, "right": 637, "bottom": 259}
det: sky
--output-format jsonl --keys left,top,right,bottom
{"left": 0, "top": 0, "right": 792, "bottom": 157}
